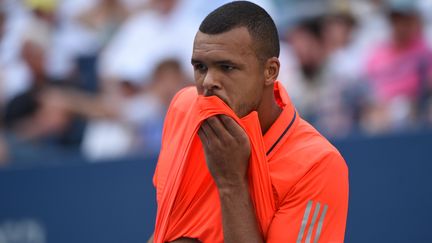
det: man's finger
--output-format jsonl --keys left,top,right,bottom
{"left": 206, "top": 116, "right": 232, "bottom": 141}
{"left": 199, "top": 121, "right": 219, "bottom": 147}
{"left": 219, "top": 115, "right": 247, "bottom": 139}
{"left": 198, "top": 127, "right": 209, "bottom": 147}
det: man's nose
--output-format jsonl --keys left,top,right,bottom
{"left": 202, "top": 71, "right": 221, "bottom": 96}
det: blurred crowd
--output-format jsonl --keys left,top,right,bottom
{"left": 0, "top": 0, "right": 431, "bottom": 167}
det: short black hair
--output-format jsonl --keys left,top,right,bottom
{"left": 199, "top": 1, "right": 280, "bottom": 61}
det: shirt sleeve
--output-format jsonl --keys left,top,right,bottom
{"left": 266, "top": 151, "right": 349, "bottom": 243}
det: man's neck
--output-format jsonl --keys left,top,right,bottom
{"left": 257, "top": 89, "right": 282, "bottom": 134}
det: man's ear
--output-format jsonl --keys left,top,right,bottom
{"left": 264, "top": 57, "right": 280, "bottom": 86}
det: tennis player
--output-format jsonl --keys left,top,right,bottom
{"left": 150, "top": 1, "right": 348, "bottom": 242}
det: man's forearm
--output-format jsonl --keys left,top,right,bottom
{"left": 218, "top": 182, "right": 264, "bottom": 243}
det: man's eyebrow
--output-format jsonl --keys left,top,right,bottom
{"left": 214, "top": 60, "right": 237, "bottom": 65}
{"left": 191, "top": 59, "right": 201, "bottom": 65}
{"left": 191, "top": 59, "right": 240, "bottom": 66}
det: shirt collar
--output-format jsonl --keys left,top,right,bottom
{"left": 263, "top": 81, "right": 298, "bottom": 159}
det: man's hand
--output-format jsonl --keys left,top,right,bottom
{"left": 198, "top": 115, "right": 251, "bottom": 189}
{"left": 198, "top": 115, "right": 263, "bottom": 243}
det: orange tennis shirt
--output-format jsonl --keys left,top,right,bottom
{"left": 153, "top": 81, "right": 349, "bottom": 243}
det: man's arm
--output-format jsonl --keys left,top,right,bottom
{"left": 198, "top": 115, "right": 263, "bottom": 243}
{"left": 217, "top": 180, "right": 263, "bottom": 243}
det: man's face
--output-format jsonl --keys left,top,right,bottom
{"left": 192, "top": 27, "right": 266, "bottom": 117}
{"left": 390, "top": 13, "right": 421, "bottom": 46}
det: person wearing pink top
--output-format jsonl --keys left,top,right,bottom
{"left": 364, "top": 5, "right": 432, "bottom": 132}
{"left": 366, "top": 7, "right": 432, "bottom": 103}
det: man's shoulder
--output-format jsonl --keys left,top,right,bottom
{"left": 272, "top": 118, "right": 344, "bottom": 164}
{"left": 268, "top": 118, "right": 347, "bottom": 200}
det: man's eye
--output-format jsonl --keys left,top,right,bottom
{"left": 221, "top": 65, "right": 234, "bottom": 71}
{"left": 193, "top": 63, "right": 207, "bottom": 72}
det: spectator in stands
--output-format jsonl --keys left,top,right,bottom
{"left": 362, "top": 2, "right": 432, "bottom": 133}
{"left": 77, "top": 0, "right": 129, "bottom": 47}
{"left": 99, "top": 0, "right": 198, "bottom": 84}
{"left": 73, "top": 0, "right": 130, "bottom": 92}
{"left": 1, "top": 89, "right": 74, "bottom": 164}
{"left": 81, "top": 59, "right": 189, "bottom": 160}
{"left": 282, "top": 16, "right": 356, "bottom": 137}
{"left": 0, "top": 1, "right": 33, "bottom": 106}
{"left": 149, "top": 59, "right": 190, "bottom": 108}
{"left": 134, "top": 59, "right": 189, "bottom": 152}
{"left": 43, "top": 58, "right": 189, "bottom": 161}
{"left": 20, "top": 17, "right": 52, "bottom": 89}
{"left": 312, "top": 12, "right": 363, "bottom": 137}
{"left": 283, "top": 17, "right": 327, "bottom": 123}
{"left": 0, "top": 0, "right": 57, "bottom": 106}
{"left": 322, "top": 13, "right": 357, "bottom": 57}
